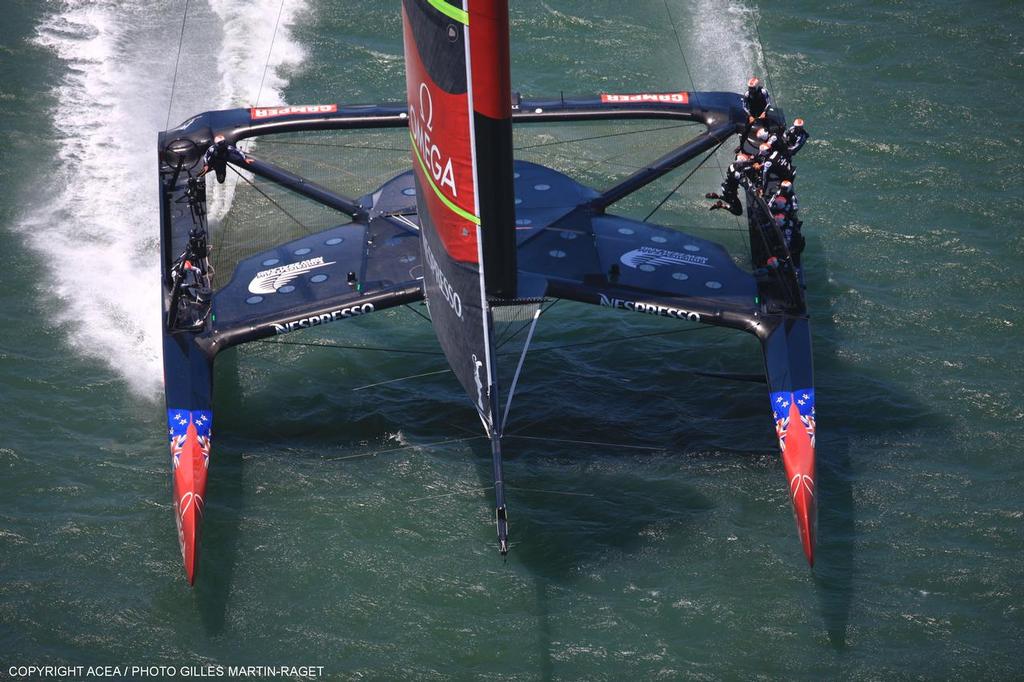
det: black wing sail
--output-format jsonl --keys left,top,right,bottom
{"left": 401, "top": 0, "right": 516, "bottom": 550}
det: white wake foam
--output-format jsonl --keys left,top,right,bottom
{"left": 688, "top": 0, "right": 762, "bottom": 91}
{"left": 24, "top": 0, "right": 307, "bottom": 397}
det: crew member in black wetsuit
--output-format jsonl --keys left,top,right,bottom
{"left": 769, "top": 180, "right": 805, "bottom": 262}
{"left": 757, "top": 125, "right": 789, "bottom": 155}
{"left": 740, "top": 77, "right": 773, "bottom": 145}
{"left": 784, "top": 118, "right": 809, "bottom": 156}
{"left": 769, "top": 192, "right": 794, "bottom": 218}
{"left": 197, "top": 135, "right": 250, "bottom": 184}
{"left": 168, "top": 226, "right": 212, "bottom": 331}
{"left": 706, "top": 152, "right": 755, "bottom": 215}
{"left": 744, "top": 77, "right": 772, "bottom": 120}
{"left": 769, "top": 180, "right": 799, "bottom": 219}
{"left": 775, "top": 211, "right": 805, "bottom": 262}
{"left": 757, "top": 142, "right": 795, "bottom": 186}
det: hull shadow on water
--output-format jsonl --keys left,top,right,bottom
{"left": 193, "top": 349, "right": 246, "bottom": 635}
{"left": 466, "top": 232, "right": 945, "bottom": 661}
{"left": 804, "top": 235, "right": 943, "bottom": 650}
{"left": 189, "top": 233, "right": 944, "bottom": 660}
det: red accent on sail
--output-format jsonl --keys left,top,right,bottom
{"left": 779, "top": 400, "right": 816, "bottom": 566}
{"left": 401, "top": 5, "right": 479, "bottom": 263}
{"left": 172, "top": 420, "right": 208, "bottom": 584}
{"left": 468, "top": 0, "right": 511, "bottom": 120}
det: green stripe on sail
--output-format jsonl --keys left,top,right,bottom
{"left": 426, "top": 0, "right": 468, "bottom": 25}
{"left": 409, "top": 131, "right": 481, "bottom": 226}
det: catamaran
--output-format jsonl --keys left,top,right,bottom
{"left": 158, "top": 0, "right": 815, "bottom": 584}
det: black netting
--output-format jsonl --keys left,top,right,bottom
{"left": 206, "top": 120, "right": 753, "bottom": 290}
{"left": 513, "top": 119, "right": 750, "bottom": 257}
{"left": 206, "top": 129, "right": 412, "bottom": 289}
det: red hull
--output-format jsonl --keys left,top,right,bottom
{"left": 775, "top": 397, "right": 816, "bottom": 566}
{"left": 171, "top": 419, "right": 209, "bottom": 584}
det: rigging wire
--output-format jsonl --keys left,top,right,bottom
{"left": 521, "top": 324, "right": 714, "bottom": 356}
{"left": 404, "top": 303, "right": 432, "bottom": 324}
{"left": 494, "top": 299, "right": 560, "bottom": 351}
{"left": 227, "top": 163, "right": 312, "bottom": 232}
{"left": 255, "top": 339, "right": 443, "bottom": 356}
{"left": 257, "top": 140, "right": 409, "bottom": 153}
{"left": 514, "top": 122, "right": 698, "bottom": 152}
{"left": 323, "top": 435, "right": 484, "bottom": 462}
{"left": 662, "top": 0, "right": 725, "bottom": 181}
{"left": 214, "top": 163, "right": 316, "bottom": 274}
{"left": 642, "top": 137, "right": 727, "bottom": 222}
{"left": 408, "top": 485, "right": 493, "bottom": 503}
{"left": 351, "top": 368, "right": 452, "bottom": 391}
{"left": 752, "top": 12, "right": 778, "bottom": 109}
{"left": 660, "top": 0, "right": 748, "bottom": 249}
{"left": 255, "top": 0, "right": 287, "bottom": 108}
{"left": 507, "top": 485, "right": 596, "bottom": 498}
{"left": 257, "top": 126, "right": 697, "bottom": 160}
{"left": 506, "top": 434, "right": 668, "bottom": 453}
{"left": 407, "top": 484, "right": 596, "bottom": 504}
{"left": 259, "top": 312, "right": 712, "bottom": 362}
{"left": 164, "top": 0, "right": 192, "bottom": 129}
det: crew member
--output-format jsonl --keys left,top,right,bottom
{"left": 784, "top": 118, "right": 809, "bottom": 156}
{"left": 706, "top": 153, "right": 754, "bottom": 215}
{"left": 769, "top": 192, "right": 794, "bottom": 218}
{"left": 771, "top": 210, "right": 805, "bottom": 262}
{"left": 168, "top": 227, "right": 212, "bottom": 330}
{"left": 740, "top": 78, "right": 773, "bottom": 148}
{"left": 749, "top": 126, "right": 786, "bottom": 157}
{"left": 743, "top": 77, "right": 772, "bottom": 120}
{"left": 772, "top": 212, "right": 794, "bottom": 247}
{"left": 198, "top": 135, "right": 249, "bottom": 184}
{"left": 769, "top": 180, "right": 799, "bottom": 217}
{"left": 758, "top": 142, "right": 795, "bottom": 186}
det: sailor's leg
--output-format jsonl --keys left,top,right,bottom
{"left": 722, "top": 175, "right": 739, "bottom": 198}
{"left": 213, "top": 159, "right": 227, "bottom": 184}
{"left": 739, "top": 120, "right": 754, "bottom": 151}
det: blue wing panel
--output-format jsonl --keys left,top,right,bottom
{"left": 212, "top": 216, "right": 422, "bottom": 334}
{"left": 511, "top": 161, "right": 757, "bottom": 314}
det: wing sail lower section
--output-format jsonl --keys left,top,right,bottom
{"left": 401, "top": 0, "right": 515, "bottom": 428}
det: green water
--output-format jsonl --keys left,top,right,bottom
{"left": 1, "top": 0, "right": 1022, "bottom": 679}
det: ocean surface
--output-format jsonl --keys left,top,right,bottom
{"left": 1, "top": 0, "right": 1022, "bottom": 679}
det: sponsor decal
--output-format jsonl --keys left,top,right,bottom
{"left": 409, "top": 82, "right": 458, "bottom": 197}
{"left": 600, "top": 92, "right": 689, "bottom": 104}
{"left": 599, "top": 293, "right": 701, "bottom": 322}
{"left": 248, "top": 257, "right": 336, "bottom": 295}
{"left": 250, "top": 104, "right": 338, "bottom": 119}
{"left": 271, "top": 303, "right": 375, "bottom": 334}
{"left": 471, "top": 354, "right": 486, "bottom": 416}
{"left": 168, "top": 410, "right": 212, "bottom": 470}
{"left": 771, "top": 389, "right": 816, "bottom": 450}
{"left": 620, "top": 246, "right": 711, "bottom": 269}
{"left": 422, "top": 238, "right": 463, "bottom": 319}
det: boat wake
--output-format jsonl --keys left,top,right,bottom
{"left": 23, "top": 0, "right": 307, "bottom": 397}
{"left": 688, "top": 0, "right": 763, "bottom": 91}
